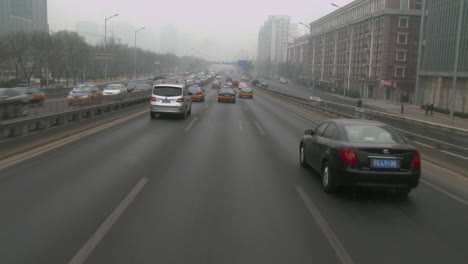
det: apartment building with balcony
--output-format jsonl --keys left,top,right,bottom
{"left": 308, "top": 0, "right": 422, "bottom": 102}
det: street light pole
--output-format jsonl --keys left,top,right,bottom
{"left": 134, "top": 27, "right": 145, "bottom": 79}
{"left": 104, "top": 13, "right": 119, "bottom": 81}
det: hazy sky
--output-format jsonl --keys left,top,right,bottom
{"left": 48, "top": 0, "right": 353, "bottom": 60}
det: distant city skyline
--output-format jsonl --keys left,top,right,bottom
{"left": 47, "top": 0, "right": 354, "bottom": 60}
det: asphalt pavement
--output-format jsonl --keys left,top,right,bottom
{"left": 0, "top": 75, "right": 467, "bottom": 264}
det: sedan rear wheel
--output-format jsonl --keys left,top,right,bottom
{"left": 150, "top": 112, "right": 156, "bottom": 119}
{"left": 181, "top": 108, "right": 187, "bottom": 120}
{"left": 299, "top": 145, "right": 309, "bottom": 168}
{"left": 322, "top": 162, "right": 337, "bottom": 193}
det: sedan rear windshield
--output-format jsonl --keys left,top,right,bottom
{"left": 153, "top": 87, "right": 182, "bottom": 96}
{"left": 73, "top": 87, "right": 94, "bottom": 93}
{"left": 188, "top": 86, "right": 201, "bottom": 91}
{"left": 106, "top": 85, "right": 121, "bottom": 90}
{"left": 344, "top": 125, "right": 406, "bottom": 144}
{"left": 241, "top": 88, "right": 252, "bottom": 92}
{"left": 221, "top": 88, "right": 234, "bottom": 93}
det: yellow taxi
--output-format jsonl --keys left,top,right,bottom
{"left": 14, "top": 87, "right": 46, "bottom": 106}
{"left": 212, "top": 80, "right": 220, "bottom": 89}
{"left": 218, "top": 87, "right": 236, "bottom": 103}
{"left": 67, "top": 84, "right": 103, "bottom": 106}
{"left": 188, "top": 85, "right": 205, "bottom": 102}
{"left": 239, "top": 86, "right": 254, "bottom": 99}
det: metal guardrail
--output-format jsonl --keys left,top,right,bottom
{"left": 0, "top": 91, "right": 150, "bottom": 141}
{"left": 254, "top": 85, "right": 468, "bottom": 156}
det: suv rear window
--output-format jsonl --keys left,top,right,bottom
{"left": 153, "top": 87, "right": 182, "bottom": 96}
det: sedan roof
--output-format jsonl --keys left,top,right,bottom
{"left": 330, "top": 119, "right": 386, "bottom": 126}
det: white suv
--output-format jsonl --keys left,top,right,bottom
{"left": 150, "top": 84, "right": 192, "bottom": 119}
{"left": 103, "top": 83, "right": 127, "bottom": 95}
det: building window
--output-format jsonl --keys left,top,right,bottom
{"left": 399, "top": 17, "right": 409, "bottom": 28}
{"left": 380, "top": 18, "right": 384, "bottom": 28}
{"left": 397, "top": 33, "right": 408, "bottom": 44}
{"left": 378, "top": 34, "right": 384, "bottom": 44}
{"left": 415, "top": 0, "right": 423, "bottom": 10}
{"left": 413, "top": 35, "right": 419, "bottom": 44}
{"left": 396, "top": 50, "right": 407, "bottom": 61}
{"left": 412, "top": 52, "right": 418, "bottom": 61}
{"left": 395, "top": 67, "right": 406, "bottom": 77}
{"left": 377, "top": 51, "right": 382, "bottom": 60}
{"left": 400, "top": 0, "right": 410, "bottom": 10}
{"left": 375, "top": 66, "right": 381, "bottom": 76}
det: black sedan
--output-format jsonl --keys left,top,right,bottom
{"left": 299, "top": 119, "right": 421, "bottom": 196}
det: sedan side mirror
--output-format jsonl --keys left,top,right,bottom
{"left": 304, "top": 129, "right": 314, "bottom": 135}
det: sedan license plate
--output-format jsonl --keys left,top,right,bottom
{"left": 162, "top": 100, "right": 171, "bottom": 103}
{"left": 371, "top": 159, "right": 400, "bottom": 168}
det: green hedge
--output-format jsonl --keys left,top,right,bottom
{"left": 346, "top": 90, "right": 361, "bottom": 98}
{"left": 0, "top": 79, "right": 22, "bottom": 88}
{"left": 433, "top": 107, "right": 468, "bottom": 118}
{"left": 333, "top": 88, "right": 360, "bottom": 98}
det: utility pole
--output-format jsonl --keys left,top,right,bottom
{"left": 134, "top": 27, "right": 146, "bottom": 79}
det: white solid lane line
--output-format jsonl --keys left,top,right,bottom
{"left": 411, "top": 141, "right": 434, "bottom": 149}
{"left": 184, "top": 117, "right": 199, "bottom": 132}
{"left": 421, "top": 179, "right": 468, "bottom": 207}
{"left": 440, "top": 150, "right": 468, "bottom": 160}
{"left": 243, "top": 105, "right": 248, "bottom": 112}
{"left": 239, "top": 120, "right": 243, "bottom": 132}
{"left": 253, "top": 120, "right": 266, "bottom": 136}
{"left": 68, "top": 176, "right": 149, "bottom": 264}
{"left": 296, "top": 186, "right": 355, "bottom": 264}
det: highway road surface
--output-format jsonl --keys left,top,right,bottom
{"left": 0, "top": 75, "right": 467, "bottom": 264}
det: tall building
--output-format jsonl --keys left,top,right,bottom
{"left": 287, "top": 34, "right": 310, "bottom": 82}
{"left": 257, "top": 15, "right": 291, "bottom": 74}
{"left": 0, "top": 0, "right": 48, "bottom": 35}
{"left": 416, "top": 0, "right": 468, "bottom": 112}
{"left": 160, "top": 24, "right": 179, "bottom": 55}
{"left": 308, "top": 0, "right": 422, "bottom": 102}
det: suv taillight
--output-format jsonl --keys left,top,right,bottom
{"left": 411, "top": 151, "right": 421, "bottom": 167}
{"left": 340, "top": 149, "right": 357, "bottom": 164}
{"left": 176, "top": 98, "right": 185, "bottom": 102}
{"left": 150, "top": 96, "right": 156, "bottom": 101}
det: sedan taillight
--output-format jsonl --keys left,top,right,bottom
{"left": 176, "top": 98, "right": 185, "bottom": 102}
{"left": 340, "top": 149, "right": 357, "bottom": 164}
{"left": 411, "top": 151, "right": 421, "bottom": 167}
{"left": 150, "top": 96, "right": 157, "bottom": 101}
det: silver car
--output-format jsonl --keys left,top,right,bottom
{"left": 150, "top": 84, "right": 192, "bottom": 119}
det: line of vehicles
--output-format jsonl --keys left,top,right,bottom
{"left": 66, "top": 82, "right": 151, "bottom": 106}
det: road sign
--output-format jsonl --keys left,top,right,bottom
{"left": 237, "top": 60, "right": 248, "bottom": 66}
